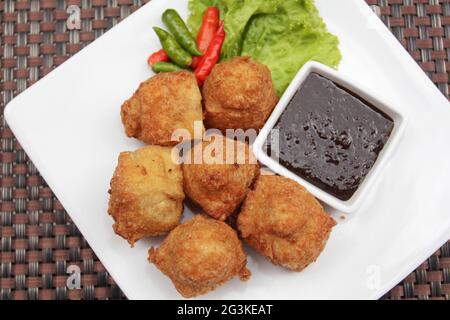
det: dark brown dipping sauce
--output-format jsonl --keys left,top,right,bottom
{"left": 272, "top": 73, "right": 394, "bottom": 201}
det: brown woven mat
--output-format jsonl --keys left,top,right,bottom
{"left": 0, "top": 0, "right": 449, "bottom": 300}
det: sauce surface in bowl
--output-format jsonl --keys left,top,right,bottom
{"left": 272, "top": 73, "right": 394, "bottom": 201}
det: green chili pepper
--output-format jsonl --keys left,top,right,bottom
{"left": 153, "top": 27, "right": 192, "bottom": 68}
{"left": 152, "top": 61, "right": 183, "bottom": 73}
{"left": 162, "top": 9, "right": 202, "bottom": 56}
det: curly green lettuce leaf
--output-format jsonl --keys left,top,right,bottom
{"left": 219, "top": 0, "right": 279, "bottom": 59}
{"left": 188, "top": 0, "right": 342, "bottom": 96}
{"left": 189, "top": 0, "right": 279, "bottom": 59}
{"left": 242, "top": 0, "right": 341, "bottom": 96}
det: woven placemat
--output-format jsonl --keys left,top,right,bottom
{"left": 0, "top": 0, "right": 449, "bottom": 300}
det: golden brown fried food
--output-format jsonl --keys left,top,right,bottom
{"left": 148, "top": 214, "right": 251, "bottom": 298}
{"left": 203, "top": 57, "right": 278, "bottom": 131}
{"left": 108, "top": 146, "right": 184, "bottom": 246}
{"left": 182, "top": 135, "right": 259, "bottom": 220}
{"left": 237, "top": 175, "right": 336, "bottom": 271}
{"left": 121, "top": 71, "right": 204, "bottom": 146}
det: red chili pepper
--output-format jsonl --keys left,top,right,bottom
{"left": 191, "top": 7, "right": 219, "bottom": 69}
{"left": 194, "top": 21, "right": 225, "bottom": 86}
{"left": 147, "top": 49, "right": 169, "bottom": 66}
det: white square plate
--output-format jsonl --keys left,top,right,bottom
{"left": 5, "top": 0, "right": 450, "bottom": 299}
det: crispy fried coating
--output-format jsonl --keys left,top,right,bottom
{"left": 203, "top": 57, "right": 278, "bottom": 131}
{"left": 108, "top": 146, "right": 184, "bottom": 246}
{"left": 121, "top": 71, "right": 204, "bottom": 146}
{"left": 148, "top": 215, "right": 251, "bottom": 298}
{"left": 182, "top": 135, "right": 260, "bottom": 220}
{"left": 237, "top": 175, "right": 336, "bottom": 271}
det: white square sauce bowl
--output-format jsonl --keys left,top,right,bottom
{"left": 253, "top": 61, "right": 408, "bottom": 213}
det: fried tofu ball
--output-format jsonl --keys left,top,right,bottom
{"left": 148, "top": 215, "right": 251, "bottom": 298}
{"left": 203, "top": 57, "right": 278, "bottom": 131}
{"left": 182, "top": 135, "right": 259, "bottom": 220}
{"left": 121, "top": 71, "right": 204, "bottom": 146}
{"left": 108, "top": 146, "right": 184, "bottom": 246}
{"left": 237, "top": 175, "right": 336, "bottom": 271}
